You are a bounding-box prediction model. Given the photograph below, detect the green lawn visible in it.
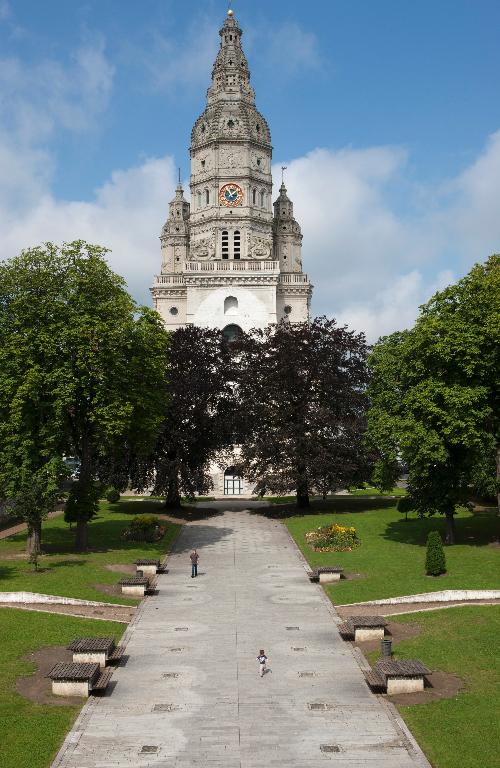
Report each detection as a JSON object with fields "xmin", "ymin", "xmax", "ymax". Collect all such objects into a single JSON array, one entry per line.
[
  {"xmin": 347, "ymin": 485, "xmax": 407, "ymax": 496},
  {"xmin": 369, "ymin": 606, "xmax": 500, "ymax": 768},
  {"xmin": 0, "ymin": 608, "xmax": 124, "ymax": 768},
  {"xmin": 285, "ymin": 506, "xmax": 499, "ymax": 604},
  {"xmin": 0, "ymin": 500, "xmax": 181, "ymax": 603}
]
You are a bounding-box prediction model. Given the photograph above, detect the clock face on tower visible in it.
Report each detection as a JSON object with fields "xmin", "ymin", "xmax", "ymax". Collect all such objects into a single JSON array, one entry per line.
[{"xmin": 219, "ymin": 183, "xmax": 244, "ymax": 207}]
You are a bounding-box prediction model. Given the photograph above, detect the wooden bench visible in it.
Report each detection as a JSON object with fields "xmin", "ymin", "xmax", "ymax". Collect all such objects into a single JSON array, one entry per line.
[
  {"xmin": 92, "ymin": 666, "xmax": 114, "ymax": 692},
  {"xmin": 133, "ymin": 558, "xmax": 160, "ymax": 577},
  {"xmin": 108, "ymin": 645, "xmax": 126, "ymax": 664},
  {"xmin": 48, "ymin": 662, "xmax": 114, "ymax": 697},
  {"xmin": 67, "ymin": 637, "xmax": 126, "ymax": 667},
  {"xmin": 338, "ymin": 615, "xmax": 388, "ymax": 641},
  {"xmin": 119, "ymin": 575, "xmax": 156, "ymax": 597},
  {"xmin": 364, "ymin": 659, "xmax": 431, "ymax": 694}
]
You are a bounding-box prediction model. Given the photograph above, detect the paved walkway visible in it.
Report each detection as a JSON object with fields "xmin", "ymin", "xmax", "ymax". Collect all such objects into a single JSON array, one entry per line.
[{"xmin": 53, "ymin": 507, "xmax": 429, "ymax": 768}]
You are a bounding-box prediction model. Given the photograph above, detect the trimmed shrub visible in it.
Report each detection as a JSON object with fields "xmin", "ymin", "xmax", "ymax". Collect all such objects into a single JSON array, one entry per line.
[
  {"xmin": 397, "ymin": 496, "xmax": 413, "ymax": 521},
  {"xmin": 122, "ymin": 514, "xmax": 165, "ymax": 542},
  {"xmin": 425, "ymin": 531, "xmax": 446, "ymax": 576},
  {"xmin": 306, "ymin": 523, "xmax": 360, "ymax": 552},
  {"xmin": 105, "ymin": 487, "xmax": 120, "ymax": 503}
]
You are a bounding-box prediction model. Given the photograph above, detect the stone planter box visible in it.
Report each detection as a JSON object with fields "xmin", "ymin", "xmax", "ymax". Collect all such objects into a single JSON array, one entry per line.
[
  {"xmin": 354, "ymin": 626, "xmax": 385, "ymax": 641},
  {"xmin": 121, "ymin": 583, "xmax": 146, "ymax": 597},
  {"xmin": 319, "ymin": 572, "xmax": 341, "ymax": 583},
  {"xmin": 386, "ymin": 675, "xmax": 425, "ymax": 695},
  {"xmin": 134, "ymin": 559, "xmax": 160, "ymax": 577}
]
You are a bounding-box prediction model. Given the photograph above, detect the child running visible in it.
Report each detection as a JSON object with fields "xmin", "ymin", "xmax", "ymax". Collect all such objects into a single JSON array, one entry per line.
[{"xmin": 256, "ymin": 649, "xmax": 268, "ymax": 677}]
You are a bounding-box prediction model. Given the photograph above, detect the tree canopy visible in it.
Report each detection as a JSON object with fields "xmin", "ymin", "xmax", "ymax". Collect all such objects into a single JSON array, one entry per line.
[
  {"xmin": 0, "ymin": 241, "xmax": 168, "ymax": 552},
  {"xmin": 367, "ymin": 254, "xmax": 500, "ymax": 542},
  {"xmin": 235, "ymin": 317, "xmax": 371, "ymax": 506},
  {"xmin": 133, "ymin": 325, "xmax": 238, "ymax": 507}
]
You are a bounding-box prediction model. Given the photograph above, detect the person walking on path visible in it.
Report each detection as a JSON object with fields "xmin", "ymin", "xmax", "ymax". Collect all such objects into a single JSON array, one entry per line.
[
  {"xmin": 190, "ymin": 549, "xmax": 199, "ymax": 578},
  {"xmin": 257, "ymin": 650, "xmax": 268, "ymax": 677}
]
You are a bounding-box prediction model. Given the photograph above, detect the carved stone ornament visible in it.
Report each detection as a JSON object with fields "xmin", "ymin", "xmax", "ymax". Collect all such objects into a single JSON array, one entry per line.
[
  {"xmin": 246, "ymin": 233, "xmax": 272, "ymax": 259},
  {"xmin": 219, "ymin": 148, "xmax": 243, "ymax": 168},
  {"xmin": 190, "ymin": 233, "xmax": 216, "ymax": 260}
]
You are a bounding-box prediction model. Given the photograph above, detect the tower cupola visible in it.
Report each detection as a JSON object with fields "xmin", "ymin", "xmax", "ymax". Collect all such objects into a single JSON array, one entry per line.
[
  {"xmin": 160, "ymin": 175, "xmax": 190, "ymax": 273},
  {"xmin": 273, "ymin": 181, "xmax": 303, "ymax": 271}
]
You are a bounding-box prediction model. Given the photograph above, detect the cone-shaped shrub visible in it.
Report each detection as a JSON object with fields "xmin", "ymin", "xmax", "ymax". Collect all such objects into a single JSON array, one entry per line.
[{"xmin": 425, "ymin": 531, "xmax": 446, "ymax": 576}]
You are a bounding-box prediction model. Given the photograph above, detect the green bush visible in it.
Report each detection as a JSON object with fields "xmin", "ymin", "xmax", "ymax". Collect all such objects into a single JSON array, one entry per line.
[
  {"xmin": 122, "ymin": 514, "xmax": 164, "ymax": 542},
  {"xmin": 425, "ymin": 531, "xmax": 446, "ymax": 576},
  {"xmin": 105, "ymin": 487, "xmax": 120, "ymax": 503},
  {"xmin": 397, "ymin": 496, "xmax": 413, "ymax": 521}
]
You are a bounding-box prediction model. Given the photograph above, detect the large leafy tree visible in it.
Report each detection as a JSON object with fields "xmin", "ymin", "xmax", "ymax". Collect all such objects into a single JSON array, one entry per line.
[
  {"xmin": 0, "ymin": 241, "xmax": 168, "ymax": 553},
  {"xmin": 133, "ymin": 325, "xmax": 238, "ymax": 508},
  {"xmin": 368, "ymin": 255, "xmax": 500, "ymax": 542},
  {"xmin": 235, "ymin": 317, "xmax": 371, "ymax": 507}
]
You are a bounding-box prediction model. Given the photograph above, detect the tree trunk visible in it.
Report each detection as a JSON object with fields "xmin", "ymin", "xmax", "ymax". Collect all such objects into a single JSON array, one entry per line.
[
  {"xmin": 164, "ymin": 475, "xmax": 181, "ymax": 509},
  {"xmin": 74, "ymin": 433, "xmax": 93, "ymax": 551},
  {"xmin": 444, "ymin": 509, "xmax": 456, "ymax": 545},
  {"xmin": 496, "ymin": 445, "xmax": 500, "ymax": 517},
  {"xmin": 75, "ymin": 518, "xmax": 88, "ymax": 551},
  {"xmin": 296, "ymin": 463, "xmax": 310, "ymax": 508},
  {"xmin": 27, "ymin": 519, "xmax": 42, "ymax": 555}
]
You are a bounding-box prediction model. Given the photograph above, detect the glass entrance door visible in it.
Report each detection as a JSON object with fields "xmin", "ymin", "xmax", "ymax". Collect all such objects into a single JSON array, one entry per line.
[{"xmin": 224, "ymin": 468, "xmax": 243, "ymax": 495}]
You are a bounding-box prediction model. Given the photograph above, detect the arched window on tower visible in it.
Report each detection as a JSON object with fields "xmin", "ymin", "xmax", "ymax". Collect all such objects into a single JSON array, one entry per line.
[
  {"xmin": 197, "ymin": 191, "xmax": 202, "ymax": 208},
  {"xmin": 260, "ymin": 190, "xmax": 265, "ymax": 208},
  {"xmin": 224, "ymin": 296, "xmax": 238, "ymax": 315},
  {"xmin": 205, "ymin": 188, "xmax": 210, "ymax": 205},
  {"xmin": 221, "ymin": 230, "xmax": 229, "ymax": 259},
  {"xmin": 252, "ymin": 188, "xmax": 257, "ymax": 205},
  {"xmin": 233, "ymin": 231, "xmax": 241, "ymax": 259}
]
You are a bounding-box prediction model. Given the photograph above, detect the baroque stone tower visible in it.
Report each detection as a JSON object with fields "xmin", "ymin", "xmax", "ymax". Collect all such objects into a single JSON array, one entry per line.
[{"xmin": 151, "ymin": 9, "xmax": 312, "ymax": 336}]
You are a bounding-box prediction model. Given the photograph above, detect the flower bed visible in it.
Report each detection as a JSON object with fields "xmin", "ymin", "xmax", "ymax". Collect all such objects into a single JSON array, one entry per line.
[{"xmin": 306, "ymin": 523, "xmax": 360, "ymax": 552}]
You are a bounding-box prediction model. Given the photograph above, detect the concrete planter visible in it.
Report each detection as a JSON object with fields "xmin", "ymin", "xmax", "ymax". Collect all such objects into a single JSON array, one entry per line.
[
  {"xmin": 52, "ymin": 679, "xmax": 90, "ymax": 697},
  {"xmin": 73, "ymin": 651, "xmax": 108, "ymax": 668},
  {"xmin": 319, "ymin": 572, "xmax": 341, "ymax": 584},
  {"xmin": 354, "ymin": 627, "xmax": 385, "ymax": 641},
  {"xmin": 386, "ymin": 676, "xmax": 424, "ymax": 695}
]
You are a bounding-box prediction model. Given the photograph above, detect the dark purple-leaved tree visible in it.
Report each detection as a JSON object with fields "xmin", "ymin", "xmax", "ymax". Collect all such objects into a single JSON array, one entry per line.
[
  {"xmin": 133, "ymin": 325, "xmax": 239, "ymax": 508},
  {"xmin": 235, "ymin": 317, "xmax": 371, "ymax": 507}
]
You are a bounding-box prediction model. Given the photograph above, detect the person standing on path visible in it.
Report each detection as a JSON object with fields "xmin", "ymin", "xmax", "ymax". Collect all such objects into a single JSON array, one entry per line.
[
  {"xmin": 257, "ymin": 650, "xmax": 268, "ymax": 677},
  {"xmin": 190, "ymin": 549, "xmax": 199, "ymax": 578}
]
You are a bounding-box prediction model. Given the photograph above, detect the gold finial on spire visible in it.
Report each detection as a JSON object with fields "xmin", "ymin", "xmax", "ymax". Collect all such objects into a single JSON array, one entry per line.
[{"xmin": 227, "ymin": 1, "xmax": 233, "ymax": 17}]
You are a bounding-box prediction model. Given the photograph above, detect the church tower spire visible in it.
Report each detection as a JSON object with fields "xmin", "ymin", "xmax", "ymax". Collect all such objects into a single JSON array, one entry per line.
[{"xmin": 152, "ymin": 9, "xmax": 312, "ymax": 332}]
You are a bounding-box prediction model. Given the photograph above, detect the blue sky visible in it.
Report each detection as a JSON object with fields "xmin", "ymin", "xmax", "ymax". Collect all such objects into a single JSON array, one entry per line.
[{"xmin": 1, "ymin": 0, "xmax": 499, "ymax": 338}]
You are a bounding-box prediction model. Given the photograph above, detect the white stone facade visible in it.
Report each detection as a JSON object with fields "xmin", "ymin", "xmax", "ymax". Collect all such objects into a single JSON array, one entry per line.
[{"xmin": 151, "ymin": 10, "xmax": 313, "ymax": 496}]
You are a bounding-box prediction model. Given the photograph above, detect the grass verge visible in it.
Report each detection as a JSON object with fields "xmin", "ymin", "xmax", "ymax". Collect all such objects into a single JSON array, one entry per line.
[
  {"xmin": 285, "ymin": 506, "xmax": 499, "ymax": 604},
  {"xmin": 369, "ymin": 606, "xmax": 500, "ymax": 768},
  {"xmin": 0, "ymin": 499, "xmax": 181, "ymax": 603},
  {"xmin": 0, "ymin": 608, "xmax": 124, "ymax": 768}
]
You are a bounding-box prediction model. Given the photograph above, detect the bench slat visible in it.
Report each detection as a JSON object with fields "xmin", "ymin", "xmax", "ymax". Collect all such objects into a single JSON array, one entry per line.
[{"xmin": 92, "ymin": 667, "xmax": 113, "ymax": 691}]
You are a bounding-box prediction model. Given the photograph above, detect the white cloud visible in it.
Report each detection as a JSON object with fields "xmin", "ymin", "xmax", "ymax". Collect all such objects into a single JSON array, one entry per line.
[
  {"xmin": 134, "ymin": 16, "xmax": 219, "ymax": 92},
  {"xmin": 0, "ymin": 0, "xmax": 10, "ymax": 21},
  {"xmin": 273, "ymin": 131, "xmax": 500, "ymax": 340},
  {"xmin": 0, "ymin": 37, "xmax": 114, "ymax": 143},
  {"xmin": 0, "ymin": 153, "xmax": 177, "ymax": 303},
  {"xmin": 265, "ymin": 21, "xmax": 320, "ymax": 74}
]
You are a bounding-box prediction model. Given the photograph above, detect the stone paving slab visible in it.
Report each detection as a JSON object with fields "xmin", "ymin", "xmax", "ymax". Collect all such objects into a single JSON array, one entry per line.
[{"xmin": 52, "ymin": 507, "xmax": 430, "ymax": 768}]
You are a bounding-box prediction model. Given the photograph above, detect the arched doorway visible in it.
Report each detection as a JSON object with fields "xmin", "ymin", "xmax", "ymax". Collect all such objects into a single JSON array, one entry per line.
[
  {"xmin": 222, "ymin": 323, "xmax": 242, "ymax": 344},
  {"xmin": 224, "ymin": 467, "xmax": 242, "ymax": 495}
]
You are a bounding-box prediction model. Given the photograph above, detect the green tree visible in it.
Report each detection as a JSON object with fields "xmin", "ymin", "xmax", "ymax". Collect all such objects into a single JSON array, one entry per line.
[
  {"xmin": 133, "ymin": 325, "xmax": 237, "ymax": 508},
  {"xmin": 0, "ymin": 242, "xmax": 168, "ymax": 553},
  {"xmin": 236, "ymin": 317, "xmax": 371, "ymax": 507},
  {"xmin": 368, "ymin": 255, "xmax": 500, "ymax": 542},
  {"xmin": 425, "ymin": 531, "xmax": 446, "ymax": 576}
]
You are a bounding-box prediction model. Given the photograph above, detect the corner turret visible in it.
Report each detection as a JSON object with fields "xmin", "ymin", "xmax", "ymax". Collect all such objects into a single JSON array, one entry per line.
[
  {"xmin": 160, "ymin": 175, "xmax": 190, "ymax": 273},
  {"xmin": 273, "ymin": 181, "xmax": 303, "ymax": 271}
]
